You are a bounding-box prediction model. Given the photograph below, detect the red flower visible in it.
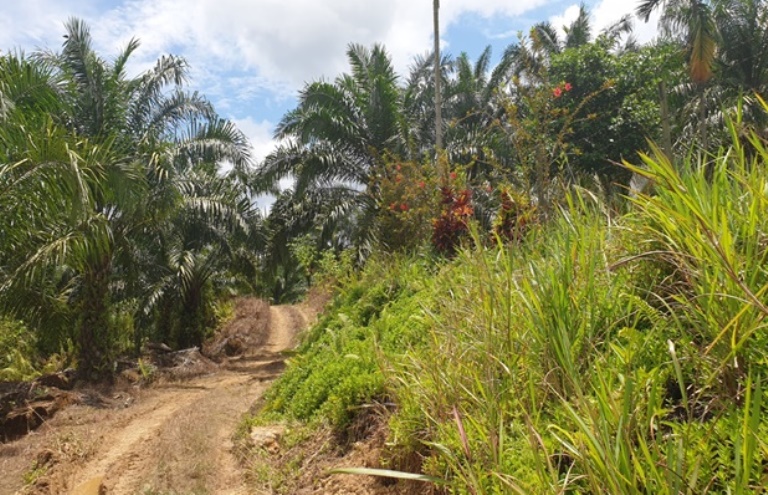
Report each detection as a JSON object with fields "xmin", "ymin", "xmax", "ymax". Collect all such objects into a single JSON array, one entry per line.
[
  {"xmin": 450, "ymin": 171, "xmax": 457, "ymax": 180},
  {"xmin": 395, "ymin": 174, "xmax": 403, "ymax": 182},
  {"xmin": 418, "ymin": 180, "xmax": 426, "ymax": 189},
  {"xmin": 553, "ymin": 87, "xmax": 563, "ymax": 98},
  {"xmin": 564, "ymin": 82, "xmax": 573, "ymax": 92},
  {"xmin": 400, "ymin": 203, "xmax": 409, "ymax": 211},
  {"xmin": 395, "ymin": 163, "xmax": 402, "ymax": 171}
]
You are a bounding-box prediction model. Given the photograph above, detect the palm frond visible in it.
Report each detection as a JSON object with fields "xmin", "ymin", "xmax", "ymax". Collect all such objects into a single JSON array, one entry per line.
[{"xmin": 637, "ymin": 0, "xmax": 666, "ymax": 22}]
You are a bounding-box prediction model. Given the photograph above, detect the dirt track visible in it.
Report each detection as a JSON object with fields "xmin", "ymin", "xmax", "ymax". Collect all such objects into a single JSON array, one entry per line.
[{"xmin": 0, "ymin": 302, "xmax": 310, "ymax": 495}]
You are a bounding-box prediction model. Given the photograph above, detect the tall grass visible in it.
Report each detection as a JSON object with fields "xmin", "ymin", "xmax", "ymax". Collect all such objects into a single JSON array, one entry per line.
[
  {"xmin": 388, "ymin": 125, "xmax": 768, "ymax": 493},
  {"xmin": 254, "ymin": 119, "xmax": 768, "ymax": 493}
]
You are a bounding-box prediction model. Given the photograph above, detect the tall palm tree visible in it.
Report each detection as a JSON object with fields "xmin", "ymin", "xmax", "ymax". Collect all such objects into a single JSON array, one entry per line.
[
  {"xmin": 711, "ymin": 0, "xmax": 768, "ymax": 132},
  {"xmin": 0, "ymin": 51, "xmax": 112, "ymax": 355},
  {"xmin": 531, "ymin": 4, "xmax": 593, "ymax": 58},
  {"xmin": 443, "ymin": 46, "xmax": 518, "ymax": 174},
  {"xmin": 637, "ymin": 0, "xmax": 719, "ymax": 151},
  {"xmin": 138, "ymin": 168, "xmax": 261, "ymax": 349},
  {"xmin": 2, "ymin": 19, "xmax": 255, "ymax": 377},
  {"xmin": 401, "ymin": 51, "xmax": 452, "ymax": 157},
  {"xmin": 434, "ymin": 0, "xmax": 443, "ymax": 155},
  {"xmin": 258, "ymin": 43, "xmax": 406, "ymax": 255},
  {"xmin": 638, "ymin": 0, "xmax": 718, "ymax": 83}
]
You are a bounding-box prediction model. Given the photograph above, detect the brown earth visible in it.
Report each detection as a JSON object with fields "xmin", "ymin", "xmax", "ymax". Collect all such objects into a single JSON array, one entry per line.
[
  {"xmin": 0, "ymin": 295, "xmax": 430, "ymax": 495},
  {"xmin": 0, "ymin": 300, "xmax": 305, "ymax": 495}
]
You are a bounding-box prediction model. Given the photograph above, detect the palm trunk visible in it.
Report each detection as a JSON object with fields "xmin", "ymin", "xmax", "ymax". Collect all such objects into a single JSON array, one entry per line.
[
  {"xmin": 77, "ymin": 257, "xmax": 112, "ymax": 380},
  {"xmin": 699, "ymin": 83, "xmax": 713, "ymax": 181},
  {"xmin": 658, "ymin": 80, "xmax": 673, "ymax": 162},
  {"xmin": 536, "ymin": 146, "xmax": 550, "ymax": 221},
  {"xmin": 179, "ymin": 284, "xmax": 205, "ymax": 349}
]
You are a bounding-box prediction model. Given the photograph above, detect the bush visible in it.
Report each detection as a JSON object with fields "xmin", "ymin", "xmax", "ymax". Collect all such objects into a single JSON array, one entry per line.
[
  {"xmin": 0, "ymin": 319, "xmax": 41, "ymax": 381},
  {"xmin": 377, "ymin": 158, "xmax": 440, "ymax": 252},
  {"xmin": 387, "ymin": 137, "xmax": 768, "ymax": 492},
  {"xmin": 260, "ymin": 255, "xmax": 435, "ymax": 433}
]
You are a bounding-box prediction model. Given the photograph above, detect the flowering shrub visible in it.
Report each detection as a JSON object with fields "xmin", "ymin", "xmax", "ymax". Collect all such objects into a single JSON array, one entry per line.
[
  {"xmin": 501, "ymin": 71, "xmax": 603, "ymax": 219},
  {"xmin": 552, "ymin": 81, "xmax": 573, "ymax": 98},
  {"xmin": 492, "ymin": 189, "xmax": 537, "ymax": 243},
  {"xmin": 432, "ymin": 174, "xmax": 474, "ymax": 256},
  {"xmin": 377, "ymin": 159, "xmax": 438, "ymax": 252}
]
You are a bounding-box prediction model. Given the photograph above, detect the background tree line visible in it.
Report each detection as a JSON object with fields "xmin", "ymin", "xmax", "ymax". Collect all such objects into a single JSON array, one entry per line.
[
  {"xmin": 256, "ymin": 0, "xmax": 768, "ymax": 289},
  {"xmin": 3, "ymin": 0, "xmax": 768, "ymax": 379}
]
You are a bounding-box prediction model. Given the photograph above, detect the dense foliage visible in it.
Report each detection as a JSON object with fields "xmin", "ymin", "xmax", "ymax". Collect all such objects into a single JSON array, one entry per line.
[
  {"xmin": 0, "ymin": 20, "xmax": 259, "ymax": 378},
  {"xmin": 250, "ymin": 2, "xmax": 768, "ymax": 492},
  {"xmin": 259, "ymin": 127, "xmax": 768, "ymax": 492}
]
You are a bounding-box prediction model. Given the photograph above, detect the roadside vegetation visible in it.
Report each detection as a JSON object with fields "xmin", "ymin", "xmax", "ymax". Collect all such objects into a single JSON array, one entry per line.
[
  {"xmin": 253, "ymin": 130, "xmax": 768, "ymax": 492},
  {"xmin": 243, "ymin": 1, "xmax": 768, "ymax": 493}
]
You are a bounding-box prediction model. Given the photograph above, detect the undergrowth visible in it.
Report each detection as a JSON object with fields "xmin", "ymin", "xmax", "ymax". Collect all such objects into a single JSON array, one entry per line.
[
  {"xmin": 252, "ymin": 124, "xmax": 768, "ymax": 493},
  {"xmin": 255, "ymin": 255, "xmax": 436, "ymax": 435},
  {"xmin": 0, "ymin": 318, "xmax": 60, "ymax": 381}
]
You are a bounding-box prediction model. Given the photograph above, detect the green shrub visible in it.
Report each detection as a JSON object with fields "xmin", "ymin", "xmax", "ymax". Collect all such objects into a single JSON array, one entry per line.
[
  {"xmin": 0, "ymin": 319, "xmax": 41, "ymax": 381},
  {"xmin": 387, "ymin": 143, "xmax": 768, "ymax": 493},
  {"xmin": 258, "ymin": 125, "xmax": 768, "ymax": 494},
  {"xmin": 260, "ymin": 255, "xmax": 435, "ymax": 433}
]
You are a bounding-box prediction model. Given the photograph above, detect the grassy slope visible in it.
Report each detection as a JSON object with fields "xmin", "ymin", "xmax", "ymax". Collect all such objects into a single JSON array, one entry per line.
[{"xmin": 254, "ymin": 140, "xmax": 768, "ymax": 493}]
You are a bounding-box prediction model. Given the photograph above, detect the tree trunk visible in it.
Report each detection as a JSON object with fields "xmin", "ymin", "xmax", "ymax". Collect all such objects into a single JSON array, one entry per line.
[
  {"xmin": 433, "ymin": 0, "xmax": 443, "ymax": 171},
  {"xmin": 179, "ymin": 284, "xmax": 205, "ymax": 349},
  {"xmin": 658, "ymin": 80, "xmax": 673, "ymax": 162},
  {"xmin": 77, "ymin": 258, "xmax": 112, "ymax": 380},
  {"xmin": 699, "ymin": 83, "xmax": 713, "ymax": 181}
]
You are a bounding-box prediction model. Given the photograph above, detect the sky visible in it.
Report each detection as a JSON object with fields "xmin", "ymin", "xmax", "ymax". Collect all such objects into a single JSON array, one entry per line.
[{"xmin": 0, "ymin": 0, "xmax": 659, "ymax": 168}]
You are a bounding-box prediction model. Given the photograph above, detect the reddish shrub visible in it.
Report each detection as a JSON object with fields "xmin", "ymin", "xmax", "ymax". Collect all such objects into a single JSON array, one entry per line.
[{"xmin": 432, "ymin": 186, "xmax": 474, "ymax": 256}]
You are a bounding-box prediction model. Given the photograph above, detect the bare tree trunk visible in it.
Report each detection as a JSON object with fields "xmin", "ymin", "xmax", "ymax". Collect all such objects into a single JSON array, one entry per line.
[
  {"xmin": 699, "ymin": 83, "xmax": 714, "ymax": 181},
  {"xmin": 658, "ymin": 80, "xmax": 673, "ymax": 162},
  {"xmin": 433, "ymin": 0, "xmax": 443, "ymax": 161}
]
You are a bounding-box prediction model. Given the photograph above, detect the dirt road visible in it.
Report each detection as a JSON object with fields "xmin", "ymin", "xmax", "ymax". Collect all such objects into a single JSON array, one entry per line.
[{"xmin": 0, "ymin": 302, "xmax": 310, "ymax": 495}]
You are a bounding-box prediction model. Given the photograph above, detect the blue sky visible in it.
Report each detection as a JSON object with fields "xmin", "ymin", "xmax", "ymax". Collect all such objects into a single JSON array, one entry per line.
[{"xmin": 1, "ymin": 0, "xmax": 658, "ymax": 164}]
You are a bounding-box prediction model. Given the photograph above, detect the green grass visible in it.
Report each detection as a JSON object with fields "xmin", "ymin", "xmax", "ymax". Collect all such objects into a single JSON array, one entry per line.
[
  {"xmin": 386, "ymin": 137, "xmax": 768, "ymax": 493},
  {"xmin": 1, "ymin": 318, "xmax": 45, "ymax": 381},
  {"xmin": 255, "ymin": 255, "xmax": 436, "ymax": 434},
  {"xmin": 253, "ymin": 123, "xmax": 768, "ymax": 493}
]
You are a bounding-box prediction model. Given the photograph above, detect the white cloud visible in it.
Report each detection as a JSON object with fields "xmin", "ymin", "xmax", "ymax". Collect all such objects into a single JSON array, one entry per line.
[
  {"xmin": 0, "ymin": 0, "xmax": 101, "ymax": 52},
  {"xmin": 590, "ymin": 0, "xmax": 660, "ymax": 44},
  {"xmin": 232, "ymin": 117, "xmax": 277, "ymax": 165},
  {"xmin": 549, "ymin": 3, "xmax": 583, "ymax": 37},
  {"xmin": 3, "ymin": 0, "xmax": 555, "ymax": 88},
  {"xmin": 2, "ymin": 1, "xmax": 663, "ymax": 93},
  {"xmin": 546, "ymin": 1, "xmax": 660, "ymax": 45}
]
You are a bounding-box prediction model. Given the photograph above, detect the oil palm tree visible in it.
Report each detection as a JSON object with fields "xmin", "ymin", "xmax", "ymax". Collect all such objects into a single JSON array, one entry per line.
[
  {"xmin": 711, "ymin": 0, "xmax": 768, "ymax": 133},
  {"xmin": 0, "ymin": 51, "xmax": 113, "ymax": 356},
  {"xmin": 637, "ymin": 0, "xmax": 719, "ymax": 151},
  {"xmin": 531, "ymin": 4, "xmax": 593, "ymax": 58},
  {"xmin": 258, "ymin": 43, "xmax": 406, "ymax": 255},
  {"xmin": 2, "ymin": 19, "xmax": 255, "ymax": 377},
  {"xmin": 401, "ymin": 51, "xmax": 452, "ymax": 157},
  {"xmin": 138, "ymin": 168, "xmax": 262, "ymax": 349},
  {"xmin": 518, "ymin": 4, "xmax": 635, "ymax": 79},
  {"xmin": 638, "ymin": 0, "xmax": 718, "ymax": 83}
]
